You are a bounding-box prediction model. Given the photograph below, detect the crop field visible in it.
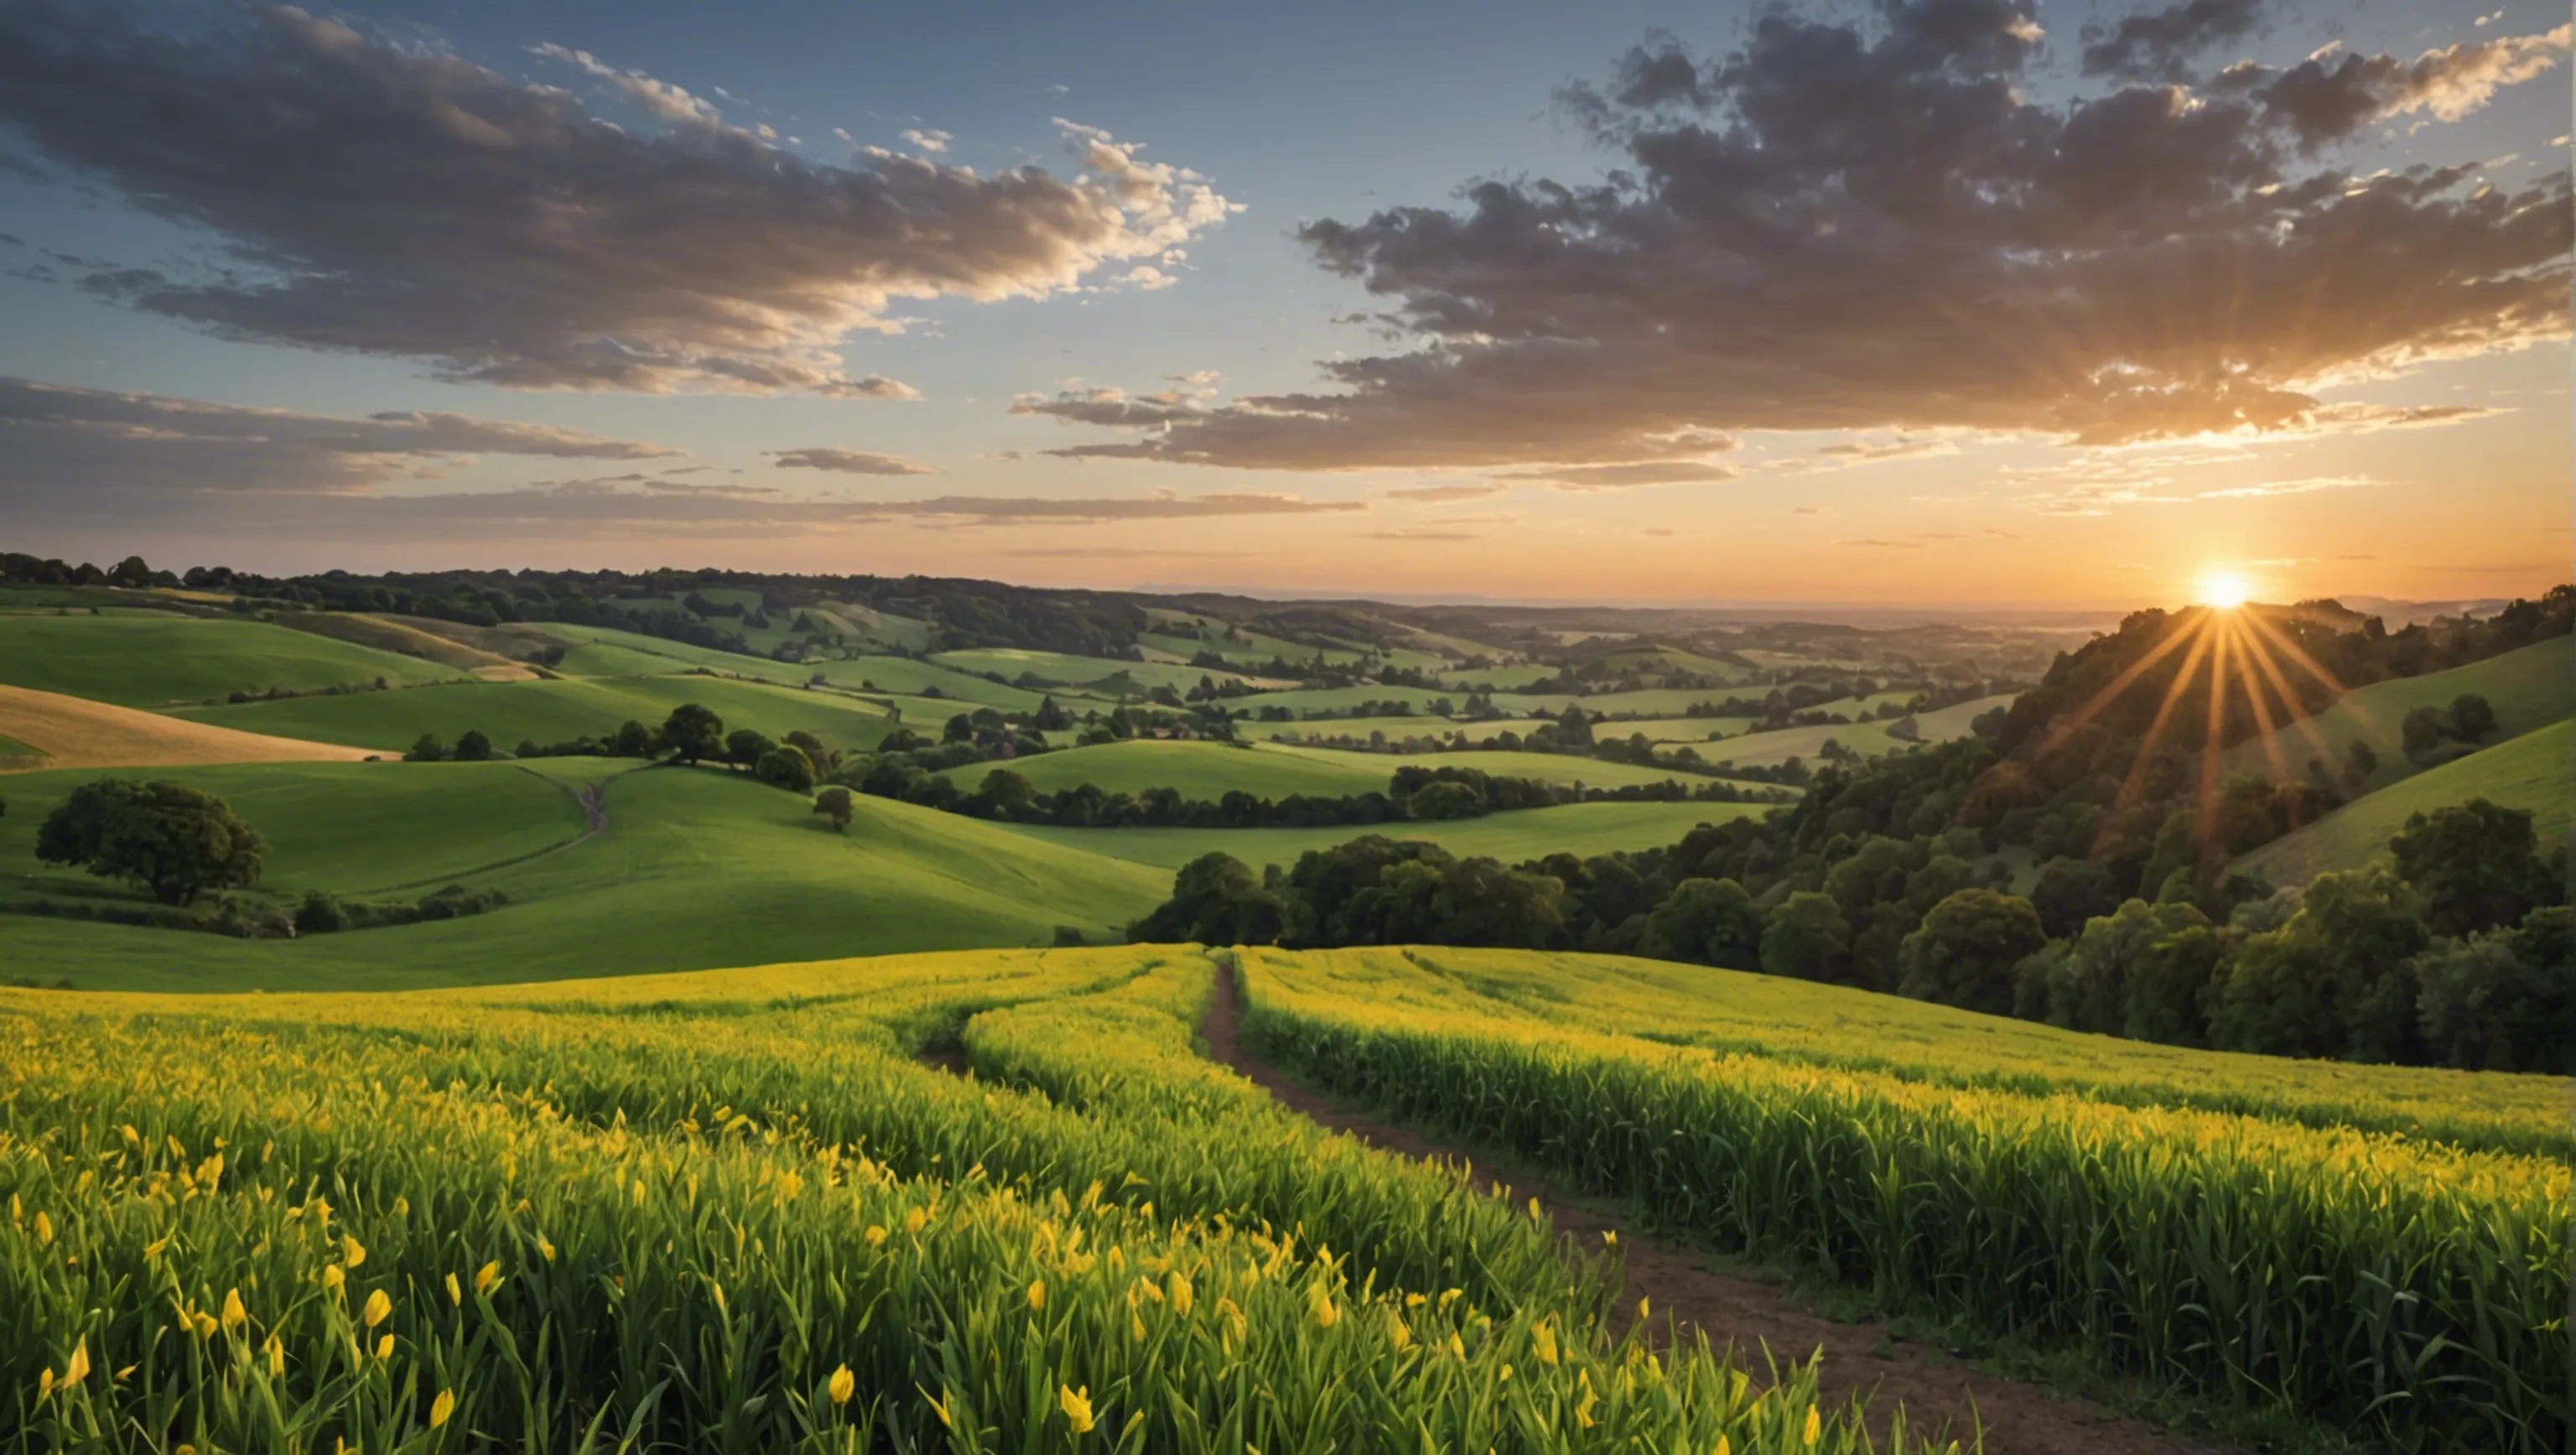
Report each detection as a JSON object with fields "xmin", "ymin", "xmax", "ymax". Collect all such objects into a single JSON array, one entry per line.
[
  {"xmin": 2221, "ymin": 634, "xmax": 2574, "ymax": 791},
  {"xmin": 1433, "ymin": 662, "xmax": 1561, "ymax": 689},
  {"xmin": 2235, "ymin": 719, "xmax": 2573, "ymax": 886},
  {"xmin": 1235, "ymin": 947, "xmax": 2571, "ymax": 1452},
  {"xmin": 998, "ymin": 799, "xmax": 1768, "ymax": 871},
  {"xmin": 0, "ymin": 616, "xmax": 466, "ymax": 708},
  {"xmin": 0, "ymin": 948, "xmax": 1909, "ymax": 1455},
  {"xmin": 1672, "ymin": 720, "xmax": 1904, "ymax": 766},
  {"xmin": 1907, "ymin": 692, "xmax": 2019, "ymax": 740},
  {"xmin": 0, "ymin": 686, "xmax": 378, "ymax": 772},
  {"xmin": 7, "ymin": 766, "xmax": 1168, "ymax": 991},
  {"xmin": 169, "ymin": 675, "xmax": 901, "ymax": 756}
]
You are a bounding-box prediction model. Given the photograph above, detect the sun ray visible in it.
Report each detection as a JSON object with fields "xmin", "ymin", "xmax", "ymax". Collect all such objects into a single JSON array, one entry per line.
[
  {"xmin": 2029, "ymin": 610, "xmax": 2206, "ymax": 760},
  {"xmin": 2107, "ymin": 613, "xmax": 2220, "ymax": 816},
  {"xmin": 2230, "ymin": 614, "xmax": 2311, "ymax": 788},
  {"xmin": 2197, "ymin": 616, "xmax": 2236, "ymax": 847}
]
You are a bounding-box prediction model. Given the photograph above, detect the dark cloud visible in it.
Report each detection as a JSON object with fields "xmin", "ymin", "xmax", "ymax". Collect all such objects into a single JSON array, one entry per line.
[
  {"xmin": 767, "ymin": 448, "xmax": 935, "ymax": 476},
  {"xmin": 2229, "ymin": 27, "xmax": 2572, "ymax": 148},
  {"xmin": 0, "ymin": 377, "xmax": 1358, "ymax": 541},
  {"xmin": 0, "ymin": 2, "xmax": 1233, "ymax": 395},
  {"xmin": 1027, "ymin": 0, "xmax": 2568, "ymax": 469},
  {"xmin": 2080, "ymin": 0, "xmax": 2265, "ymax": 83},
  {"xmin": 1012, "ymin": 386, "xmax": 1213, "ymax": 428}
]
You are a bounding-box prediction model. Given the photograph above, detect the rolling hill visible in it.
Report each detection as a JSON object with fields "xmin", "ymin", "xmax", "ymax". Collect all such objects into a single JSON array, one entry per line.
[
  {"xmin": 0, "ymin": 613, "xmax": 468, "ymax": 707},
  {"xmin": 2234, "ymin": 719, "xmax": 2572, "ymax": 886},
  {"xmin": 166, "ymin": 673, "xmax": 902, "ymax": 755},
  {"xmin": 2220, "ymin": 634, "xmax": 2573, "ymax": 792},
  {"xmin": 3, "ymin": 762, "xmax": 1169, "ymax": 991},
  {"xmin": 995, "ymin": 798, "xmax": 1770, "ymax": 871},
  {"xmin": 0, "ymin": 683, "xmax": 378, "ymax": 771}
]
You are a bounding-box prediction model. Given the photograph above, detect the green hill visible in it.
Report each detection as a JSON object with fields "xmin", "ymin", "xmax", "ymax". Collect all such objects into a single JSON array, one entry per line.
[
  {"xmin": 997, "ymin": 798, "xmax": 1771, "ymax": 872},
  {"xmin": 0, "ymin": 614, "xmax": 467, "ymax": 707},
  {"xmin": 1257, "ymin": 745, "xmax": 1725, "ymax": 790},
  {"xmin": 4, "ymin": 761, "xmax": 1167, "ymax": 991},
  {"xmin": 942, "ymin": 740, "xmax": 1389, "ymax": 798},
  {"xmin": 2234, "ymin": 719, "xmax": 2573, "ymax": 886},
  {"xmin": 2220, "ymin": 635, "xmax": 2573, "ymax": 792},
  {"xmin": 930, "ymin": 647, "xmax": 1277, "ymax": 695},
  {"xmin": 167, "ymin": 674, "xmax": 901, "ymax": 755}
]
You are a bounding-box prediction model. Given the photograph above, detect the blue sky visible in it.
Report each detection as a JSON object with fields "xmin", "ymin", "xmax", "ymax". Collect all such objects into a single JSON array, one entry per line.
[{"xmin": 0, "ymin": 0, "xmax": 2567, "ymax": 605}]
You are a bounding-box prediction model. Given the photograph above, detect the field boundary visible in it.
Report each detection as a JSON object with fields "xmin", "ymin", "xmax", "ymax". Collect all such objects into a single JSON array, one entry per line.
[{"xmin": 1196, "ymin": 959, "xmax": 2225, "ymax": 1455}]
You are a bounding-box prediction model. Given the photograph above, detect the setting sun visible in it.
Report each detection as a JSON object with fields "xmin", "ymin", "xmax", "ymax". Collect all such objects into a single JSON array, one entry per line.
[{"xmin": 2197, "ymin": 570, "xmax": 2251, "ymax": 609}]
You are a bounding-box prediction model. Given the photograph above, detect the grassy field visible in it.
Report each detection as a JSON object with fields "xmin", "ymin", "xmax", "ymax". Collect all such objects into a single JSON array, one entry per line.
[
  {"xmin": 1676, "ymin": 719, "xmax": 1905, "ymax": 766},
  {"xmin": 1137, "ymin": 624, "xmax": 1368, "ymax": 668},
  {"xmin": 168, "ymin": 674, "xmax": 901, "ymax": 755},
  {"xmin": 2, "ymin": 760, "xmax": 589, "ymax": 897},
  {"xmin": 0, "ymin": 615, "xmax": 466, "ymax": 708},
  {"xmin": 1909, "ymin": 692, "xmax": 2019, "ymax": 740},
  {"xmin": 0, "ymin": 949, "xmax": 1889, "ymax": 1454},
  {"xmin": 940, "ymin": 740, "xmax": 1392, "ymax": 798},
  {"xmin": 1228, "ymin": 683, "xmax": 1468, "ymax": 717},
  {"xmin": 1240, "ymin": 947, "xmax": 2568, "ymax": 1452},
  {"xmin": 1257, "ymin": 744, "xmax": 1728, "ymax": 790},
  {"xmin": 930, "ymin": 647, "xmax": 1276, "ymax": 695},
  {"xmin": 0, "ymin": 685, "xmax": 379, "ymax": 771},
  {"xmin": 272, "ymin": 612, "xmax": 522, "ymax": 672},
  {"xmin": 2234, "ymin": 719, "xmax": 2573, "ymax": 886},
  {"xmin": 2222, "ymin": 635, "xmax": 2574, "ymax": 791},
  {"xmin": 997, "ymin": 799, "xmax": 1768, "ymax": 871},
  {"xmin": 4, "ymin": 764, "xmax": 1167, "ymax": 990}
]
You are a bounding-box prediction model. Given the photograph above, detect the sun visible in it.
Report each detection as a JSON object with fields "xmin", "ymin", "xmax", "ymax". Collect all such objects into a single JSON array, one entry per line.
[{"xmin": 2196, "ymin": 569, "xmax": 2251, "ymax": 609}]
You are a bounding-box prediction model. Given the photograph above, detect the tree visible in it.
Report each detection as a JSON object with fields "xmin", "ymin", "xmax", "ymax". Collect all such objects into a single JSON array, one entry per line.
[
  {"xmin": 2389, "ymin": 798, "xmax": 2550, "ymax": 938},
  {"xmin": 782, "ymin": 730, "xmax": 839, "ymax": 776},
  {"xmin": 2414, "ymin": 907, "xmax": 2571, "ymax": 1073},
  {"xmin": 1555, "ymin": 704, "xmax": 1596, "ymax": 748},
  {"xmin": 2340, "ymin": 738, "xmax": 2378, "ymax": 793},
  {"xmin": 812, "ymin": 786, "xmax": 855, "ymax": 833},
  {"xmin": 2447, "ymin": 692, "xmax": 2497, "ymax": 743},
  {"xmin": 662, "ymin": 704, "xmax": 724, "ymax": 764},
  {"xmin": 2029, "ymin": 856, "xmax": 2120, "ymax": 939},
  {"xmin": 726, "ymin": 728, "xmax": 777, "ymax": 772},
  {"xmin": 2399, "ymin": 705, "xmax": 2448, "ymax": 757},
  {"xmin": 755, "ymin": 745, "xmax": 815, "ymax": 792},
  {"xmin": 36, "ymin": 778, "xmax": 267, "ymax": 905},
  {"xmin": 1130, "ymin": 852, "xmax": 1285, "ymax": 945},
  {"xmin": 1896, "ymin": 889, "xmax": 2046, "ymax": 1017},
  {"xmin": 1645, "ymin": 877, "xmax": 1764, "ymax": 968},
  {"xmin": 609, "ymin": 720, "xmax": 655, "ymax": 758},
  {"xmin": 404, "ymin": 733, "xmax": 446, "ymax": 762},
  {"xmin": 453, "ymin": 729, "xmax": 495, "ymax": 761},
  {"xmin": 2041, "ymin": 898, "xmax": 2220, "ymax": 1043},
  {"xmin": 1405, "ymin": 780, "xmax": 1488, "ymax": 820},
  {"xmin": 974, "ymin": 767, "xmax": 1037, "ymax": 817},
  {"xmin": 1760, "ymin": 892, "xmax": 1852, "ymax": 982},
  {"xmin": 2208, "ymin": 868, "xmax": 2429, "ymax": 1062}
]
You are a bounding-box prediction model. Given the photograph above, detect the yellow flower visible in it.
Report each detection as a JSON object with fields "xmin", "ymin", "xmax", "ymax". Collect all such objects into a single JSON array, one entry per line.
[
  {"xmin": 474, "ymin": 1261, "xmax": 501, "ymax": 1295},
  {"xmin": 429, "ymin": 1390, "xmax": 455, "ymax": 1428},
  {"xmin": 1389, "ymin": 1317, "xmax": 1413, "ymax": 1351},
  {"xmin": 1311, "ymin": 1288, "xmax": 1339, "ymax": 1328},
  {"xmin": 33, "ymin": 1211, "xmax": 51, "ymax": 1245},
  {"xmin": 363, "ymin": 1289, "xmax": 392, "ymax": 1328},
  {"xmin": 1637, "ymin": 1296, "xmax": 1651, "ymax": 1323},
  {"xmin": 375, "ymin": 1333, "xmax": 394, "ymax": 1360},
  {"xmin": 37, "ymin": 1369, "xmax": 54, "ymax": 1401},
  {"xmin": 1027, "ymin": 1278, "xmax": 1046, "ymax": 1312},
  {"xmin": 194, "ymin": 1312, "xmax": 220, "ymax": 1339},
  {"xmin": 863, "ymin": 1225, "xmax": 887, "ymax": 1247},
  {"xmin": 1531, "ymin": 1321, "xmax": 1559, "ymax": 1366},
  {"xmin": 322, "ymin": 1265, "xmax": 346, "ymax": 1292},
  {"xmin": 1575, "ymin": 1378, "xmax": 1597, "ymax": 1429},
  {"xmin": 1130, "ymin": 1312, "xmax": 1147, "ymax": 1342},
  {"xmin": 828, "ymin": 1364, "xmax": 855, "ymax": 1406},
  {"xmin": 63, "ymin": 1341, "xmax": 89, "ymax": 1385},
  {"xmin": 1167, "ymin": 1272, "xmax": 1194, "ymax": 1316},
  {"xmin": 266, "ymin": 1336, "xmax": 285, "ymax": 1378},
  {"xmin": 1059, "ymin": 1385, "xmax": 1096, "ymax": 1434},
  {"xmin": 445, "ymin": 1272, "xmax": 462, "ymax": 1307},
  {"xmin": 536, "ymin": 1236, "xmax": 556, "ymax": 1263},
  {"xmin": 221, "ymin": 1288, "xmax": 247, "ymax": 1332},
  {"xmin": 1602, "ymin": 1230, "xmax": 1618, "ymax": 1247},
  {"xmin": 343, "ymin": 1235, "xmax": 366, "ymax": 1270},
  {"xmin": 903, "ymin": 1207, "xmax": 927, "ymax": 1234},
  {"xmin": 1715, "ymin": 1438, "xmax": 1731, "ymax": 1455},
  {"xmin": 1804, "ymin": 1404, "xmax": 1821, "ymax": 1448}
]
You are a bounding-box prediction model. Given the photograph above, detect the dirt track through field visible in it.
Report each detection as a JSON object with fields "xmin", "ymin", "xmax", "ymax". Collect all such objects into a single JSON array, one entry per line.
[{"xmin": 1199, "ymin": 961, "xmax": 2226, "ymax": 1455}]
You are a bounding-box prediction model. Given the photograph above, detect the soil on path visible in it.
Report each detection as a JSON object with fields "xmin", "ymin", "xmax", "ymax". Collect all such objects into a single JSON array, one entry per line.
[
  {"xmin": 576, "ymin": 782, "xmax": 607, "ymax": 836},
  {"xmin": 1199, "ymin": 961, "xmax": 2227, "ymax": 1455}
]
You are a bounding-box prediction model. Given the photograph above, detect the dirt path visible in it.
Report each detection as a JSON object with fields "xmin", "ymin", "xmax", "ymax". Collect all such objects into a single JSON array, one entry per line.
[
  {"xmin": 576, "ymin": 782, "xmax": 607, "ymax": 836},
  {"xmin": 1201, "ymin": 962, "xmax": 2225, "ymax": 1455}
]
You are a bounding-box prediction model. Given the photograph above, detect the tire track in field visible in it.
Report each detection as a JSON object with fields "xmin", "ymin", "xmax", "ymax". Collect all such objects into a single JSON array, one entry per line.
[{"xmin": 1200, "ymin": 959, "xmax": 2228, "ymax": 1455}]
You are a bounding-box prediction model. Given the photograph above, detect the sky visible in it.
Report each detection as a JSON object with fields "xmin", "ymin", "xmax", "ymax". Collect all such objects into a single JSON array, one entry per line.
[{"xmin": 0, "ymin": 0, "xmax": 2568, "ymax": 609}]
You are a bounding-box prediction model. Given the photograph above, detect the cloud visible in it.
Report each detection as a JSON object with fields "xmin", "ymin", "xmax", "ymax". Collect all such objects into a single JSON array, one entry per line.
[
  {"xmin": 1013, "ymin": 386, "xmax": 1213, "ymax": 428},
  {"xmin": 1491, "ymin": 460, "xmax": 1741, "ymax": 491},
  {"xmin": 2192, "ymin": 475, "xmax": 2381, "ymax": 498},
  {"xmin": 767, "ymin": 447, "xmax": 935, "ymax": 476},
  {"xmin": 0, "ymin": 3, "xmax": 1235, "ymax": 396},
  {"xmin": 0, "ymin": 377, "xmax": 1368, "ymax": 540},
  {"xmin": 1021, "ymin": 1, "xmax": 2568, "ymax": 469},
  {"xmin": 2080, "ymin": 0, "xmax": 2266, "ymax": 83},
  {"xmin": 1385, "ymin": 481, "xmax": 1509, "ymax": 502},
  {"xmin": 1363, "ymin": 527, "xmax": 1482, "ymax": 541},
  {"xmin": 530, "ymin": 43, "xmax": 724, "ymax": 127},
  {"xmin": 901, "ymin": 128, "xmax": 953, "ymax": 153}
]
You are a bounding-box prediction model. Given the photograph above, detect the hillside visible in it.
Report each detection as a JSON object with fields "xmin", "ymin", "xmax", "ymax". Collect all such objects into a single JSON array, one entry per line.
[
  {"xmin": 0, "ymin": 613, "xmax": 468, "ymax": 706},
  {"xmin": 1000, "ymin": 798, "xmax": 1768, "ymax": 871},
  {"xmin": 169, "ymin": 673, "xmax": 902, "ymax": 755},
  {"xmin": 0, "ymin": 683, "xmax": 377, "ymax": 770},
  {"xmin": 6, "ymin": 763, "xmax": 1167, "ymax": 990},
  {"xmin": 2220, "ymin": 634, "xmax": 2573, "ymax": 791},
  {"xmin": 2234, "ymin": 719, "xmax": 2573, "ymax": 886}
]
